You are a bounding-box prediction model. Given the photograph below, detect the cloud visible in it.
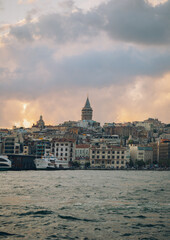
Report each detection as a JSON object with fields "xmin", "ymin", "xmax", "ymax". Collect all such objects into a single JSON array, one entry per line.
[
  {"xmin": 0, "ymin": 0, "xmax": 170, "ymax": 127},
  {"xmin": 100, "ymin": 0, "xmax": 170, "ymax": 45},
  {"xmin": 18, "ymin": 0, "xmax": 38, "ymax": 4},
  {"xmin": 1, "ymin": 41, "xmax": 170, "ymax": 102},
  {"xmin": 8, "ymin": 0, "xmax": 170, "ymax": 46},
  {"xmin": 0, "ymin": 73, "xmax": 169, "ymax": 128}
]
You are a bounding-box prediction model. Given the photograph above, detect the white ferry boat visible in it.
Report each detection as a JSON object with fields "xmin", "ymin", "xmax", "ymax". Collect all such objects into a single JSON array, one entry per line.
[
  {"xmin": 34, "ymin": 155, "xmax": 69, "ymax": 170},
  {"xmin": 0, "ymin": 155, "xmax": 12, "ymax": 170}
]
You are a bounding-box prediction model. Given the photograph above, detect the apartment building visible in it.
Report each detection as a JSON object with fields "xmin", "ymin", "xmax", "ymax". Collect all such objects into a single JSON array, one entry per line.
[
  {"xmin": 158, "ymin": 140, "xmax": 170, "ymax": 167},
  {"xmin": 75, "ymin": 144, "xmax": 90, "ymax": 167},
  {"xmin": 2, "ymin": 136, "xmax": 20, "ymax": 154},
  {"xmin": 130, "ymin": 145, "xmax": 153, "ymax": 163},
  {"xmin": 90, "ymin": 142, "xmax": 130, "ymax": 169},
  {"xmin": 51, "ymin": 138, "xmax": 76, "ymax": 162}
]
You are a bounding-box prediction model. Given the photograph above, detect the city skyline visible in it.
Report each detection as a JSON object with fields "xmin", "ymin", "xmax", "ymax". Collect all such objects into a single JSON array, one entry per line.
[{"xmin": 0, "ymin": 0, "xmax": 170, "ymax": 128}]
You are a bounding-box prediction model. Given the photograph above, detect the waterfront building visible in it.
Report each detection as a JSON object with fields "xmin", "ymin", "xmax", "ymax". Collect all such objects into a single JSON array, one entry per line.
[
  {"xmin": 129, "ymin": 145, "xmax": 153, "ymax": 164},
  {"xmin": 51, "ymin": 138, "xmax": 76, "ymax": 162},
  {"xmin": 90, "ymin": 142, "xmax": 130, "ymax": 169},
  {"xmin": 35, "ymin": 139, "xmax": 51, "ymax": 157},
  {"xmin": 81, "ymin": 97, "xmax": 93, "ymax": 120},
  {"xmin": 75, "ymin": 144, "xmax": 90, "ymax": 168},
  {"xmin": 2, "ymin": 136, "xmax": 20, "ymax": 154},
  {"xmin": 148, "ymin": 140, "xmax": 170, "ymax": 167},
  {"xmin": 0, "ymin": 141, "xmax": 2, "ymax": 154},
  {"xmin": 23, "ymin": 146, "xmax": 29, "ymax": 155},
  {"xmin": 158, "ymin": 140, "xmax": 170, "ymax": 167}
]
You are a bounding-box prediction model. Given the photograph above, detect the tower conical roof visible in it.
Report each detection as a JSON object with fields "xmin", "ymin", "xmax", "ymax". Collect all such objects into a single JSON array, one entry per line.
[{"xmin": 84, "ymin": 97, "xmax": 91, "ymax": 108}]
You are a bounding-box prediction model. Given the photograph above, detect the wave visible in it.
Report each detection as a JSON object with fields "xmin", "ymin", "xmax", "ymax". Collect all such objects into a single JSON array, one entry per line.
[
  {"xmin": 0, "ymin": 231, "xmax": 15, "ymax": 236},
  {"xmin": 58, "ymin": 214, "xmax": 97, "ymax": 222},
  {"xmin": 18, "ymin": 210, "xmax": 53, "ymax": 216}
]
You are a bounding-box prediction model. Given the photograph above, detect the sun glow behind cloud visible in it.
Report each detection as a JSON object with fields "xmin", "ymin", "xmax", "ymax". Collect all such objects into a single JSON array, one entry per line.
[{"xmin": 146, "ymin": 0, "xmax": 168, "ymax": 6}]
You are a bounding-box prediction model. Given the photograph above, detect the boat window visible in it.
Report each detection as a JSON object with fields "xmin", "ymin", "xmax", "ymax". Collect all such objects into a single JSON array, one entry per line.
[
  {"xmin": 0, "ymin": 163, "xmax": 9, "ymax": 166},
  {"xmin": 0, "ymin": 158, "xmax": 8, "ymax": 162}
]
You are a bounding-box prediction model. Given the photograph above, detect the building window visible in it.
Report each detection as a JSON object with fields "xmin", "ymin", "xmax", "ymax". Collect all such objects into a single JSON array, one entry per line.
[
  {"xmin": 97, "ymin": 151, "xmax": 99, "ymax": 154},
  {"xmin": 108, "ymin": 155, "xmax": 110, "ymax": 159},
  {"xmin": 61, "ymin": 144, "xmax": 63, "ymax": 146},
  {"xmin": 108, "ymin": 151, "xmax": 110, "ymax": 154},
  {"xmin": 61, "ymin": 148, "xmax": 63, "ymax": 151},
  {"xmin": 117, "ymin": 151, "xmax": 120, "ymax": 154},
  {"xmin": 65, "ymin": 148, "xmax": 68, "ymax": 151},
  {"xmin": 65, "ymin": 153, "xmax": 67, "ymax": 156},
  {"xmin": 102, "ymin": 161, "xmax": 104, "ymax": 164},
  {"xmin": 117, "ymin": 156, "xmax": 119, "ymax": 159},
  {"xmin": 56, "ymin": 143, "xmax": 59, "ymax": 146},
  {"xmin": 122, "ymin": 156, "xmax": 124, "ymax": 159},
  {"xmin": 92, "ymin": 161, "xmax": 94, "ymax": 164},
  {"xmin": 102, "ymin": 155, "xmax": 105, "ymax": 159},
  {"xmin": 102, "ymin": 151, "xmax": 105, "ymax": 154},
  {"xmin": 107, "ymin": 160, "xmax": 110, "ymax": 164},
  {"xmin": 112, "ymin": 161, "xmax": 114, "ymax": 164},
  {"xmin": 121, "ymin": 161, "xmax": 124, "ymax": 164},
  {"xmin": 122, "ymin": 151, "xmax": 124, "ymax": 154},
  {"xmin": 117, "ymin": 161, "xmax": 119, "ymax": 164},
  {"xmin": 60, "ymin": 153, "xmax": 63, "ymax": 156},
  {"xmin": 112, "ymin": 156, "xmax": 115, "ymax": 159},
  {"xmin": 97, "ymin": 155, "xmax": 99, "ymax": 159},
  {"xmin": 65, "ymin": 144, "xmax": 68, "ymax": 146},
  {"xmin": 92, "ymin": 155, "xmax": 95, "ymax": 158},
  {"xmin": 112, "ymin": 151, "xmax": 115, "ymax": 154}
]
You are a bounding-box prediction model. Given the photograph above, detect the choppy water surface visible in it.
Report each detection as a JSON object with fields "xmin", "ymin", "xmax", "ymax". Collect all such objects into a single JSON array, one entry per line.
[{"xmin": 0, "ymin": 171, "xmax": 170, "ymax": 240}]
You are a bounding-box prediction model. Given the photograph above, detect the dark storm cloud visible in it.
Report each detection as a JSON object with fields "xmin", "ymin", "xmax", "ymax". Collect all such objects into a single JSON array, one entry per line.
[
  {"xmin": 9, "ymin": 0, "xmax": 170, "ymax": 45},
  {"xmin": 100, "ymin": 0, "xmax": 170, "ymax": 45}
]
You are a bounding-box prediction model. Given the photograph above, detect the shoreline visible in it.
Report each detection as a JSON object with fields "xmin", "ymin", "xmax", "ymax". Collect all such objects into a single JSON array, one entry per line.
[{"xmin": 1, "ymin": 168, "xmax": 170, "ymax": 171}]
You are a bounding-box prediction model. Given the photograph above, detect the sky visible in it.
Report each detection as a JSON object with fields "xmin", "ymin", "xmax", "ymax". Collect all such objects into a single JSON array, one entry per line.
[{"xmin": 0, "ymin": 0, "xmax": 170, "ymax": 128}]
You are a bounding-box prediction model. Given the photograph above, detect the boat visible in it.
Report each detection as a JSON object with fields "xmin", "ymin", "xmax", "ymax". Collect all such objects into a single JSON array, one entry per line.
[
  {"xmin": 0, "ymin": 155, "xmax": 12, "ymax": 170},
  {"xmin": 34, "ymin": 154, "xmax": 69, "ymax": 170}
]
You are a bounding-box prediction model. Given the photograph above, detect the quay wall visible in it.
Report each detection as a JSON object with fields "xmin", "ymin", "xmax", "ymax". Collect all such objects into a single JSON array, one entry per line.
[{"xmin": 7, "ymin": 154, "xmax": 37, "ymax": 170}]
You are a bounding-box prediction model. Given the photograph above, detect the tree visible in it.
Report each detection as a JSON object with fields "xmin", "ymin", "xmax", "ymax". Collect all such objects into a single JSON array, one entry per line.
[
  {"xmin": 136, "ymin": 160, "xmax": 145, "ymax": 168},
  {"xmin": 85, "ymin": 162, "xmax": 90, "ymax": 169},
  {"xmin": 71, "ymin": 161, "xmax": 80, "ymax": 168},
  {"xmin": 128, "ymin": 159, "xmax": 134, "ymax": 167}
]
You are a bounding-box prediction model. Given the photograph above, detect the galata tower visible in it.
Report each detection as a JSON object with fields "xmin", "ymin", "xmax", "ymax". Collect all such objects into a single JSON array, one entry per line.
[{"xmin": 81, "ymin": 97, "xmax": 93, "ymax": 120}]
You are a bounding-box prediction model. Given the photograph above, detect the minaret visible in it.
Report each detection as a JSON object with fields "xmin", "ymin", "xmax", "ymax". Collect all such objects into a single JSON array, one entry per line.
[{"xmin": 81, "ymin": 97, "xmax": 93, "ymax": 120}]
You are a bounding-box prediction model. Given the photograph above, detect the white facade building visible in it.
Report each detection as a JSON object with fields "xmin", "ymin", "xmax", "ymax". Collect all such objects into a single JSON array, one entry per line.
[
  {"xmin": 51, "ymin": 138, "xmax": 76, "ymax": 162},
  {"xmin": 75, "ymin": 144, "xmax": 90, "ymax": 167}
]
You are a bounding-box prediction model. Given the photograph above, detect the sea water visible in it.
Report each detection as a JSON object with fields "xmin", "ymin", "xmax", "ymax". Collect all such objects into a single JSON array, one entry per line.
[{"xmin": 0, "ymin": 170, "xmax": 170, "ymax": 239}]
